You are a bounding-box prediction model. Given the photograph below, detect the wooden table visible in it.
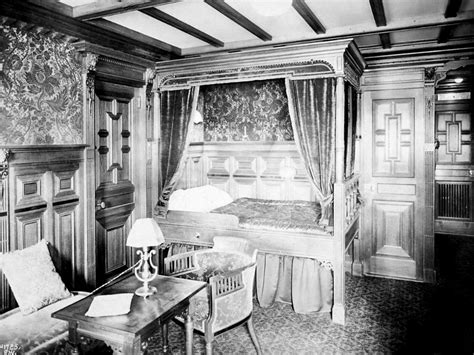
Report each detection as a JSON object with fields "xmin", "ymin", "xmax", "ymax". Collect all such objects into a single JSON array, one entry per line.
[{"xmin": 52, "ymin": 274, "xmax": 206, "ymax": 354}]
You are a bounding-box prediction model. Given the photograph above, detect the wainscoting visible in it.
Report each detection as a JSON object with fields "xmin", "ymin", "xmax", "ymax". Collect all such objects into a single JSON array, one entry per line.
[
  {"xmin": 0, "ymin": 146, "xmax": 86, "ymax": 312},
  {"xmin": 177, "ymin": 142, "xmax": 316, "ymax": 202}
]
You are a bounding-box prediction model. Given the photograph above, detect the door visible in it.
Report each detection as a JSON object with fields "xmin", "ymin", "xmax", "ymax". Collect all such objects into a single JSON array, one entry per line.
[
  {"xmin": 434, "ymin": 99, "xmax": 474, "ymax": 235},
  {"xmin": 95, "ymin": 88, "xmax": 135, "ymax": 284},
  {"xmin": 361, "ymin": 89, "xmax": 425, "ymax": 280}
]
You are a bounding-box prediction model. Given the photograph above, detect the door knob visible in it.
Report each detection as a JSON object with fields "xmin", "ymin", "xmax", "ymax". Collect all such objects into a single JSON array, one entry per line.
[{"xmin": 96, "ymin": 201, "xmax": 106, "ymax": 210}]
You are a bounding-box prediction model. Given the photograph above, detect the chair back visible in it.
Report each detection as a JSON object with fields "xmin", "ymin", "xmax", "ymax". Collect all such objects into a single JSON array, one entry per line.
[{"xmin": 212, "ymin": 237, "xmax": 258, "ymax": 262}]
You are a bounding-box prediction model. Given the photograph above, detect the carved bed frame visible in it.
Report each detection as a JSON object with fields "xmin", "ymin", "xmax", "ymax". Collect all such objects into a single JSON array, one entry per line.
[{"xmin": 153, "ymin": 39, "xmax": 366, "ymax": 325}]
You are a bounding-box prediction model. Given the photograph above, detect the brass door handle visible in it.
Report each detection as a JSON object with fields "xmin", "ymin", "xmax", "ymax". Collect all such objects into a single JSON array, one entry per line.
[{"xmin": 96, "ymin": 201, "xmax": 106, "ymax": 210}]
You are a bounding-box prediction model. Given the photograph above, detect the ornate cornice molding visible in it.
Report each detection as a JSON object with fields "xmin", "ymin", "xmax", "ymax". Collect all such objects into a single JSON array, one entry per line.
[
  {"xmin": 84, "ymin": 53, "xmax": 99, "ymax": 74},
  {"xmin": 156, "ymin": 60, "xmax": 335, "ymax": 89},
  {"xmin": 155, "ymin": 39, "xmax": 365, "ymax": 90}
]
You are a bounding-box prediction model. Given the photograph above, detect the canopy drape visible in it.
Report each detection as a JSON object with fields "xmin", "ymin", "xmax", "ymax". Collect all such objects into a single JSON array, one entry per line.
[
  {"xmin": 155, "ymin": 86, "xmax": 199, "ymax": 217},
  {"xmin": 285, "ymin": 78, "xmax": 336, "ymax": 225}
]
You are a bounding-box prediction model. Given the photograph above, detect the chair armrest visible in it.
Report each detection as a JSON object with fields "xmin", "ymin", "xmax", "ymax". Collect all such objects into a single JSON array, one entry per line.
[
  {"xmin": 164, "ymin": 251, "xmax": 199, "ymax": 276},
  {"xmin": 208, "ymin": 263, "xmax": 255, "ymax": 299}
]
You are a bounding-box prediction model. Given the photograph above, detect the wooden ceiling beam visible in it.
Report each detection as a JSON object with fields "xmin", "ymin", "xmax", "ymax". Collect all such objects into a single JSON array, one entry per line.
[
  {"xmin": 204, "ymin": 0, "xmax": 272, "ymax": 41},
  {"xmin": 379, "ymin": 33, "xmax": 391, "ymax": 49},
  {"xmin": 368, "ymin": 0, "xmax": 391, "ymax": 50},
  {"xmin": 444, "ymin": 0, "xmax": 462, "ymax": 18},
  {"xmin": 438, "ymin": 25, "xmax": 456, "ymax": 43},
  {"xmin": 74, "ymin": 0, "xmax": 184, "ymax": 21},
  {"xmin": 292, "ymin": 0, "xmax": 326, "ymax": 34},
  {"xmin": 27, "ymin": 0, "xmax": 73, "ymax": 17},
  {"xmin": 0, "ymin": 0, "xmax": 174, "ymax": 62},
  {"xmin": 89, "ymin": 18, "xmax": 181, "ymax": 55},
  {"xmin": 369, "ymin": 0, "xmax": 387, "ymax": 26},
  {"xmin": 140, "ymin": 8, "xmax": 224, "ymax": 47}
]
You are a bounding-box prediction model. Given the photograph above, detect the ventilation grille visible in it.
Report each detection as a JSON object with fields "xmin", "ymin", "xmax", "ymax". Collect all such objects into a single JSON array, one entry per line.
[{"xmin": 437, "ymin": 182, "xmax": 471, "ymax": 219}]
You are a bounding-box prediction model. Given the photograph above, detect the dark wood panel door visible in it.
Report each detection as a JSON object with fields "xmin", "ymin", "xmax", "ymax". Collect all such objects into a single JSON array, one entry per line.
[
  {"xmin": 362, "ymin": 90, "xmax": 425, "ymax": 281},
  {"xmin": 95, "ymin": 93, "xmax": 135, "ymax": 283}
]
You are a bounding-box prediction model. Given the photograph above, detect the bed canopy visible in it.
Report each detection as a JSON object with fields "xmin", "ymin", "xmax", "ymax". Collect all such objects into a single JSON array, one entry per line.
[{"xmin": 152, "ymin": 39, "xmax": 365, "ymax": 325}]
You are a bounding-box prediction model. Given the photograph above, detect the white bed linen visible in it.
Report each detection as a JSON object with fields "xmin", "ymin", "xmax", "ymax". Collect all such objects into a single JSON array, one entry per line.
[{"xmin": 168, "ymin": 185, "xmax": 233, "ymax": 212}]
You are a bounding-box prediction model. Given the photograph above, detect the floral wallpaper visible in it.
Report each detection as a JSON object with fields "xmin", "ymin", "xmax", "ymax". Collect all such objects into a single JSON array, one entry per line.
[
  {"xmin": 202, "ymin": 80, "xmax": 293, "ymax": 142},
  {"xmin": 0, "ymin": 25, "xmax": 83, "ymax": 145}
]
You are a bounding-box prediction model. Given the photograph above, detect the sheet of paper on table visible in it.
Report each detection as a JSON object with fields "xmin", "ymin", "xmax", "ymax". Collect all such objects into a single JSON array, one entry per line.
[{"xmin": 85, "ymin": 293, "xmax": 134, "ymax": 317}]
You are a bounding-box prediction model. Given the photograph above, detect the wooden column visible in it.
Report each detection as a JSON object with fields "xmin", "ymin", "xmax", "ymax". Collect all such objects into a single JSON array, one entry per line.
[
  {"xmin": 0, "ymin": 150, "xmax": 11, "ymax": 312},
  {"xmin": 423, "ymin": 68, "xmax": 436, "ymax": 282},
  {"xmin": 82, "ymin": 52, "xmax": 98, "ymax": 289},
  {"xmin": 333, "ymin": 75, "xmax": 346, "ymax": 325}
]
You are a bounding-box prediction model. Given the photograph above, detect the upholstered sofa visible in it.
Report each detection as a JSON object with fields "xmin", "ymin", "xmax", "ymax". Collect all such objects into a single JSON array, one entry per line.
[
  {"xmin": 0, "ymin": 240, "xmax": 87, "ymax": 354},
  {"xmin": 0, "ymin": 293, "xmax": 88, "ymax": 354}
]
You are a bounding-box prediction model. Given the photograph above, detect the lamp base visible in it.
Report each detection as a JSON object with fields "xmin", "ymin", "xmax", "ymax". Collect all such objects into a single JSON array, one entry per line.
[{"xmin": 135, "ymin": 285, "xmax": 157, "ymax": 297}]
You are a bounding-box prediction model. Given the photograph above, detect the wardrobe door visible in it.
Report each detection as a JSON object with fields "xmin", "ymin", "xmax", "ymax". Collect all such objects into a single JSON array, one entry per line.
[{"xmin": 361, "ymin": 88, "xmax": 425, "ymax": 280}]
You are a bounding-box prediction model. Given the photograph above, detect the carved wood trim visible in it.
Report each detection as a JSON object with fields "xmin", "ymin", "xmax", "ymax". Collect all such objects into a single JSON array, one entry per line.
[{"xmin": 154, "ymin": 39, "xmax": 365, "ymax": 90}]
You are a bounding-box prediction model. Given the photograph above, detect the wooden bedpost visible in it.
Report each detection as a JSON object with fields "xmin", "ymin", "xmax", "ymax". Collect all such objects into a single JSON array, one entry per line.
[{"xmin": 332, "ymin": 75, "xmax": 346, "ymax": 325}]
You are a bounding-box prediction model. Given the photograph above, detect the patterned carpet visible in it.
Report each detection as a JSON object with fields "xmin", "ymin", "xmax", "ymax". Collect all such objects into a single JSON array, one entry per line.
[{"xmin": 44, "ymin": 235, "xmax": 474, "ymax": 354}]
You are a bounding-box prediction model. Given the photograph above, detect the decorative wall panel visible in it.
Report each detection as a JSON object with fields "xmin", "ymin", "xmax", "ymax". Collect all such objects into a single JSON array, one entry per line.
[
  {"xmin": 372, "ymin": 99, "xmax": 415, "ymax": 177},
  {"xmin": 1, "ymin": 147, "xmax": 85, "ymax": 311},
  {"xmin": 0, "ymin": 25, "xmax": 83, "ymax": 144},
  {"xmin": 179, "ymin": 143, "xmax": 315, "ymax": 202},
  {"xmin": 372, "ymin": 200, "xmax": 414, "ymax": 259},
  {"xmin": 436, "ymin": 112, "xmax": 472, "ymax": 165},
  {"xmin": 202, "ymin": 80, "xmax": 293, "ymax": 142}
]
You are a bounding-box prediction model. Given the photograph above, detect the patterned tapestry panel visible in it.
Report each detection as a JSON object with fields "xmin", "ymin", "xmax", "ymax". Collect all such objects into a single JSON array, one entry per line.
[
  {"xmin": 202, "ymin": 80, "xmax": 293, "ymax": 142},
  {"xmin": 0, "ymin": 25, "xmax": 83, "ymax": 145}
]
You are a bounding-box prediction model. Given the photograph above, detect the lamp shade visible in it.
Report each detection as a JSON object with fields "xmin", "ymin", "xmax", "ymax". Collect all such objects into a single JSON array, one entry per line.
[{"xmin": 126, "ymin": 218, "xmax": 165, "ymax": 248}]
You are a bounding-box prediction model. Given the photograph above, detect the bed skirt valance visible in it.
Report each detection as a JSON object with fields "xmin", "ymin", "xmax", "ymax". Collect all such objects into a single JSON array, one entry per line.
[{"xmin": 166, "ymin": 242, "xmax": 333, "ymax": 314}]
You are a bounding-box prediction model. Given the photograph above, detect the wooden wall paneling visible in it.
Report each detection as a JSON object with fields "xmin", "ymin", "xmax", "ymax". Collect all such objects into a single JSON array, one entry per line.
[
  {"xmin": 260, "ymin": 156, "xmax": 286, "ymax": 199},
  {"xmin": 0, "ymin": 175, "xmax": 9, "ymax": 312},
  {"xmin": 11, "ymin": 169, "xmax": 49, "ymax": 250},
  {"xmin": 0, "ymin": 146, "xmax": 86, "ymax": 310},
  {"xmin": 233, "ymin": 177, "xmax": 258, "ymax": 199},
  {"xmin": 52, "ymin": 167, "xmax": 81, "ymax": 289},
  {"xmin": 186, "ymin": 142, "xmax": 317, "ymax": 202}
]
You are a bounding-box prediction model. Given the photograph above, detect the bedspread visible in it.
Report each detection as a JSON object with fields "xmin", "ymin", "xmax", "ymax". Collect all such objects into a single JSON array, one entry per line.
[{"xmin": 211, "ymin": 198, "xmax": 328, "ymax": 234}]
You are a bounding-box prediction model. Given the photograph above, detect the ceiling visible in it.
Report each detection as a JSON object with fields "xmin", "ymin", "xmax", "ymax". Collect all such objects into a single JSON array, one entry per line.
[{"xmin": 4, "ymin": 0, "xmax": 474, "ymax": 67}]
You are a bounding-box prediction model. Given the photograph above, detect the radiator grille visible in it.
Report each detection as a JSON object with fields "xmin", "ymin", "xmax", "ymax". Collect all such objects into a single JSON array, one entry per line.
[{"xmin": 437, "ymin": 182, "xmax": 471, "ymax": 219}]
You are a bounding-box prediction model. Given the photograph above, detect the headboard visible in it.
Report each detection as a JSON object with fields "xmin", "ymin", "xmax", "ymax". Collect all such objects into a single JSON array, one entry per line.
[{"xmin": 177, "ymin": 142, "xmax": 316, "ymax": 201}]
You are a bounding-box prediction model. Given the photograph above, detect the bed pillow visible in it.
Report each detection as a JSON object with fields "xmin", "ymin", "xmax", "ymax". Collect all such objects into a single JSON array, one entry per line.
[
  {"xmin": 169, "ymin": 185, "xmax": 233, "ymax": 212},
  {"xmin": 0, "ymin": 239, "xmax": 72, "ymax": 315}
]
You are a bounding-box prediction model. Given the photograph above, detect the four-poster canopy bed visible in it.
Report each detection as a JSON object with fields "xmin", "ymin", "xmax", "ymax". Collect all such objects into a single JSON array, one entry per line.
[{"xmin": 152, "ymin": 39, "xmax": 365, "ymax": 325}]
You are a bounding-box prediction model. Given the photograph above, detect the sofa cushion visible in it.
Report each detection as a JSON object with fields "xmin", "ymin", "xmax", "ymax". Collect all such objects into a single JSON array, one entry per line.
[
  {"xmin": 0, "ymin": 239, "xmax": 72, "ymax": 314},
  {"xmin": 0, "ymin": 293, "xmax": 86, "ymax": 354}
]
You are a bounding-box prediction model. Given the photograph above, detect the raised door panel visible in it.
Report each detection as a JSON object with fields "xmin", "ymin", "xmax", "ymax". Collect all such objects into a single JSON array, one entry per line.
[
  {"xmin": 370, "ymin": 200, "xmax": 416, "ymax": 278},
  {"xmin": 373, "ymin": 99, "xmax": 415, "ymax": 177}
]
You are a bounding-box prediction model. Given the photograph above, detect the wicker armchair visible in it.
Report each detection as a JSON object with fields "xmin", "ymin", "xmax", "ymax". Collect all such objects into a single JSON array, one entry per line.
[{"xmin": 164, "ymin": 237, "xmax": 262, "ymax": 355}]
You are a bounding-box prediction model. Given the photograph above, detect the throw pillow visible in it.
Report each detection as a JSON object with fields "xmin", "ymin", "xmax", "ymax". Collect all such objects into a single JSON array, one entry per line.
[{"xmin": 0, "ymin": 239, "xmax": 72, "ymax": 314}]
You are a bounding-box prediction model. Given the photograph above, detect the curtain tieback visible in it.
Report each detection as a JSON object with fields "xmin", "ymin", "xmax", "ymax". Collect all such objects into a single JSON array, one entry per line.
[{"xmin": 318, "ymin": 194, "xmax": 333, "ymax": 226}]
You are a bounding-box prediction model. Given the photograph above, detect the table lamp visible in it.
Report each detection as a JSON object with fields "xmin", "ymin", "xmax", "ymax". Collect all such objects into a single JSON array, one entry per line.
[{"xmin": 126, "ymin": 218, "xmax": 165, "ymax": 297}]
